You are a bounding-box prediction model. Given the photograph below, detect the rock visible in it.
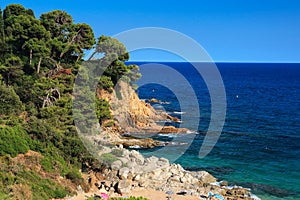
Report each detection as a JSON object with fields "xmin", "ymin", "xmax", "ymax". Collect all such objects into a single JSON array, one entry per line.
[
  {"xmin": 138, "ymin": 179, "xmax": 150, "ymax": 188},
  {"xmin": 166, "ymin": 114, "xmax": 181, "ymax": 122},
  {"xmin": 149, "ymin": 98, "xmax": 160, "ymax": 103},
  {"xmin": 169, "ymin": 175, "xmax": 181, "ymax": 182},
  {"xmin": 111, "ymin": 160, "xmax": 122, "ymax": 171},
  {"xmin": 76, "ymin": 185, "xmax": 83, "ymax": 193},
  {"xmin": 117, "ymin": 180, "xmax": 132, "ymax": 194},
  {"xmin": 118, "ymin": 138, "xmax": 161, "ymax": 149},
  {"xmin": 159, "ymin": 126, "xmax": 189, "ymax": 133},
  {"xmin": 224, "ymin": 187, "xmax": 251, "ymax": 198},
  {"xmin": 133, "ymin": 174, "xmax": 141, "ymax": 181},
  {"xmin": 220, "ymin": 181, "xmax": 228, "ymax": 187},
  {"xmin": 146, "ymin": 156, "xmax": 158, "ymax": 164},
  {"xmin": 156, "ymin": 157, "xmax": 169, "ymax": 168},
  {"xmin": 129, "ymin": 150, "xmax": 144, "ymax": 165},
  {"xmin": 118, "ymin": 167, "xmax": 130, "ymax": 180},
  {"xmin": 104, "ymin": 181, "xmax": 112, "ymax": 188},
  {"xmin": 159, "ymin": 157, "xmax": 169, "ymax": 163},
  {"xmin": 192, "ymin": 171, "xmax": 217, "ymax": 183}
]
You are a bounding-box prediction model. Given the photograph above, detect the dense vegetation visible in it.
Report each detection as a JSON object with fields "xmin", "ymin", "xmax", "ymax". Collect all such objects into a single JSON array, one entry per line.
[{"xmin": 0, "ymin": 4, "xmax": 141, "ymax": 199}]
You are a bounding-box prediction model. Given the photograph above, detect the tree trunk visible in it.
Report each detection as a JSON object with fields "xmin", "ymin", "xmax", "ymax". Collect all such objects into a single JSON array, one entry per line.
[
  {"xmin": 29, "ymin": 49, "xmax": 32, "ymax": 65},
  {"xmin": 37, "ymin": 57, "xmax": 42, "ymax": 74}
]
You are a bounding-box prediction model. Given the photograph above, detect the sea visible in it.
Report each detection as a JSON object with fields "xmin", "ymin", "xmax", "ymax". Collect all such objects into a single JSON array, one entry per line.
[{"xmin": 128, "ymin": 62, "xmax": 300, "ymax": 200}]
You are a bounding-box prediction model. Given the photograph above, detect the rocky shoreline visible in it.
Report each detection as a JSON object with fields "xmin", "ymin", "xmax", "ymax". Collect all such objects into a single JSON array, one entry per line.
[
  {"xmin": 86, "ymin": 82, "xmax": 262, "ymax": 199},
  {"xmin": 81, "ymin": 145, "xmax": 260, "ymax": 200}
]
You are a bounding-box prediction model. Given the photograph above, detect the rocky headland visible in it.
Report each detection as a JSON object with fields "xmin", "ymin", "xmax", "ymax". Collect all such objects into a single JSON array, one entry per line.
[
  {"xmin": 95, "ymin": 81, "xmax": 189, "ymax": 148},
  {"xmin": 77, "ymin": 81, "xmax": 261, "ymax": 200}
]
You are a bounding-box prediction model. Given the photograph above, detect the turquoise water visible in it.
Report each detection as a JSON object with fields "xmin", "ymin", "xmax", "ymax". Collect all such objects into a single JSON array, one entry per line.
[{"xmin": 132, "ymin": 62, "xmax": 300, "ymax": 199}]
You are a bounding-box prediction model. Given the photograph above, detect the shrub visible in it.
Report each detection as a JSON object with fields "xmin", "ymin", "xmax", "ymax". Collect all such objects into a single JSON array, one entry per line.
[
  {"xmin": 100, "ymin": 153, "xmax": 118, "ymax": 165},
  {"xmin": 0, "ymin": 82, "xmax": 24, "ymax": 116},
  {"xmin": 18, "ymin": 170, "xmax": 68, "ymax": 199},
  {"xmin": 0, "ymin": 126, "xmax": 30, "ymax": 157},
  {"xmin": 98, "ymin": 75, "xmax": 114, "ymax": 92},
  {"xmin": 95, "ymin": 98, "xmax": 112, "ymax": 123},
  {"xmin": 111, "ymin": 149, "xmax": 123, "ymax": 157},
  {"xmin": 65, "ymin": 170, "xmax": 83, "ymax": 185}
]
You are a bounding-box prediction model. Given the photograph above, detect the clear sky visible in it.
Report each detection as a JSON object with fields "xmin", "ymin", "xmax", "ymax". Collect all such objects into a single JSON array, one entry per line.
[{"xmin": 1, "ymin": 0, "xmax": 300, "ymax": 62}]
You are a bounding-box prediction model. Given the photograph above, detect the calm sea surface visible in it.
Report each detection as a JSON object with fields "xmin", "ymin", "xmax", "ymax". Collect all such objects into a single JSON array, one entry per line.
[{"xmin": 130, "ymin": 62, "xmax": 299, "ymax": 200}]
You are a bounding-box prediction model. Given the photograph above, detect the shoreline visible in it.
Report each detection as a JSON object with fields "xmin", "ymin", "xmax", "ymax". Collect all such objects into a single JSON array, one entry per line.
[
  {"xmin": 87, "ymin": 83, "xmax": 261, "ymax": 199},
  {"xmin": 69, "ymin": 145, "xmax": 260, "ymax": 200}
]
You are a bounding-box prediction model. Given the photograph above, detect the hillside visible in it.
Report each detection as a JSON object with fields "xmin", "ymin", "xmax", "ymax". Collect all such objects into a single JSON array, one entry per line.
[{"xmin": 0, "ymin": 4, "xmax": 145, "ymax": 199}]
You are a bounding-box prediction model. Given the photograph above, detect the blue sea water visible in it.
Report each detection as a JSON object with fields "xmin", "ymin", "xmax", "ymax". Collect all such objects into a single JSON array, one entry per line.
[{"xmin": 130, "ymin": 62, "xmax": 300, "ymax": 200}]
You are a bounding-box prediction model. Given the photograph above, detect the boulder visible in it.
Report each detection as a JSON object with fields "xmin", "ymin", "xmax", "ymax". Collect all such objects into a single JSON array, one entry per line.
[
  {"xmin": 220, "ymin": 181, "xmax": 228, "ymax": 187},
  {"xmin": 129, "ymin": 150, "xmax": 145, "ymax": 165},
  {"xmin": 145, "ymin": 156, "xmax": 159, "ymax": 164},
  {"xmin": 118, "ymin": 167, "xmax": 130, "ymax": 180},
  {"xmin": 117, "ymin": 180, "xmax": 132, "ymax": 194},
  {"xmin": 159, "ymin": 126, "xmax": 189, "ymax": 133},
  {"xmin": 133, "ymin": 174, "xmax": 141, "ymax": 181},
  {"xmin": 111, "ymin": 160, "xmax": 122, "ymax": 171},
  {"xmin": 192, "ymin": 171, "xmax": 217, "ymax": 183},
  {"xmin": 149, "ymin": 98, "xmax": 160, "ymax": 103}
]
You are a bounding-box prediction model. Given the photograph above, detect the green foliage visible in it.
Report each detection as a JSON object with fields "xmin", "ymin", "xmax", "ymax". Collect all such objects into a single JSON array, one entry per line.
[
  {"xmin": 0, "ymin": 55, "xmax": 24, "ymax": 84},
  {"xmin": 0, "ymin": 81, "xmax": 23, "ymax": 116},
  {"xmin": 95, "ymin": 98, "xmax": 112, "ymax": 123},
  {"xmin": 18, "ymin": 170, "xmax": 67, "ymax": 199},
  {"xmin": 111, "ymin": 149, "xmax": 123, "ymax": 157},
  {"xmin": 40, "ymin": 10, "xmax": 95, "ymax": 65},
  {"xmin": 100, "ymin": 153, "xmax": 118, "ymax": 165},
  {"xmin": 65, "ymin": 170, "xmax": 84, "ymax": 185},
  {"xmin": 103, "ymin": 120, "xmax": 115, "ymax": 127},
  {"xmin": 3, "ymin": 4, "xmax": 27, "ymax": 20},
  {"xmin": 96, "ymin": 35, "xmax": 128, "ymax": 60},
  {"xmin": 0, "ymin": 4, "xmax": 144, "ymax": 200},
  {"xmin": 0, "ymin": 126, "xmax": 30, "ymax": 157},
  {"xmin": 98, "ymin": 75, "xmax": 114, "ymax": 92}
]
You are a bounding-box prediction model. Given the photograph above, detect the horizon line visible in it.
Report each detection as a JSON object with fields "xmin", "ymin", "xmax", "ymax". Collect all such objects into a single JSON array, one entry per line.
[{"xmin": 126, "ymin": 60, "xmax": 300, "ymax": 64}]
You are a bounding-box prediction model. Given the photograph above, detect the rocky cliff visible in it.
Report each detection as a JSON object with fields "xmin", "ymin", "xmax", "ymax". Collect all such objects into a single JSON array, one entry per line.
[
  {"xmin": 95, "ymin": 81, "xmax": 189, "ymax": 148},
  {"xmin": 98, "ymin": 81, "xmax": 188, "ymax": 134}
]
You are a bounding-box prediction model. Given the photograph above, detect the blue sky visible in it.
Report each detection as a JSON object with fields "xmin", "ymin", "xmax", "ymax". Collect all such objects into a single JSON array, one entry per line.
[{"xmin": 1, "ymin": 0, "xmax": 300, "ymax": 62}]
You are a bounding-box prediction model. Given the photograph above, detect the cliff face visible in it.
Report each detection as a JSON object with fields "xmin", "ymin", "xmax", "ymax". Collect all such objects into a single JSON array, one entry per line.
[
  {"xmin": 96, "ymin": 81, "xmax": 189, "ymax": 148},
  {"xmin": 98, "ymin": 81, "xmax": 166, "ymax": 133}
]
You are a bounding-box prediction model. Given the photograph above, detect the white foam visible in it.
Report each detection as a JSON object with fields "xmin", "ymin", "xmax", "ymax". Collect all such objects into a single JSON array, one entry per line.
[
  {"xmin": 173, "ymin": 111, "xmax": 186, "ymax": 114},
  {"xmin": 129, "ymin": 145, "xmax": 142, "ymax": 149},
  {"xmin": 250, "ymin": 194, "xmax": 261, "ymax": 200}
]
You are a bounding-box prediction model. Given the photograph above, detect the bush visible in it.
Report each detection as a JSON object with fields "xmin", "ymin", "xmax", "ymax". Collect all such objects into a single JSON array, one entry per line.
[
  {"xmin": 18, "ymin": 170, "xmax": 67, "ymax": 199},
  {"xmin": 100, "ymin": 153, "xmax": 118, "ymax": 165},
  {"xmin": 65, "ymin": 170, "xmax": 83, "ymax": 185},
  {"xmin": 98, "ymin": 75, "xmax": 114, "ymax": 92},
  {"xmin": 0, "ymin": 82, "xmax": 24, "ymax": 116},
  {"xmin": 0, "ymin": 126, "xmax": 30, "ymax": 157},
  {"xmin": 111, "ymin": 149, "xmax": 123, "ymax": 157},
  {"xmin": 95, "ymin": 98, "xmax": 112, "ymax": 123}
]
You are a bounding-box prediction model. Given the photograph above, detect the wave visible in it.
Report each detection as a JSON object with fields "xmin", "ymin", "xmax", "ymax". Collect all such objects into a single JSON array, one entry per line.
[
  {"xmin": 157, "ymin": 133, "xmax": 178, "ymax": 138},
  {"xmin": 173, "ymin": 111, "xmax": 186, "ymax": 114},
  {"xmin": 128, "ymin": 145, "xmax": 143, "ymax": 149}
]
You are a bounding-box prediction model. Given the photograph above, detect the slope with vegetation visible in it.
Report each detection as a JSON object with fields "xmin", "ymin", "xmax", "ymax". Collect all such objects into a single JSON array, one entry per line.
[{"xmin": 0, "ymin": 4, "xmax": 141, "ymax": 199}]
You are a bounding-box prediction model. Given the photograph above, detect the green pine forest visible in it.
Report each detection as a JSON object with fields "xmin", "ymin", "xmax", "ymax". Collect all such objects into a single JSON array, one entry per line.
[{"xmin": 0, "ymin": 4, "xmax": 141, "ymax": 199}]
